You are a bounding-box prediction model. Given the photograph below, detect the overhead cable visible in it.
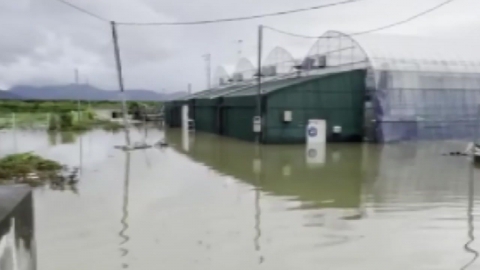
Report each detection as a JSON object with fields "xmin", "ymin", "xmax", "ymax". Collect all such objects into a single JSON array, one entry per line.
[
  {"xmin": 265, "ymin": 0, "xmax": 456, "ymax": 38},
  {"xmin": 350, "ymin": 0, "xmax": 454, "ymax": 35},
  {"xmin": 53, "ymin": 0, "xmax": 360, "ymax": 25},
  {"xmin": 53, "ymin": 0, "xmax": 110, "ymax": 22}
]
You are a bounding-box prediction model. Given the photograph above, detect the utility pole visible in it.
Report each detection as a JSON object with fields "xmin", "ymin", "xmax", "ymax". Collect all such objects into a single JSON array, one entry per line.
[
  {"xmin": 75, "ymin": 69, "xmax": 79, "ymax": 84},
  {"xmin": 256, "ymin": 25, "xmax": 263, "ymax": 144},
  {"xmin": 188, "ymin": 83, "xmax": 192, "ymax": 95},
  {"xmin": 203, "ymin": 53, "xmax": 211, "ymax": 89},
  {"xmin": 75, "ymin": 68, "xmax": 81, "ymax": 120},
  {"xmin": 237, "ymin": 39, "xmax": 243, "ymax": 62},
  {"xmin": 84, "ymin": 76, "xmax": 91, "ymax": 108},
  {"xmin": 111, "ymin": 21, "xmax": 131, "ymax": 147}
]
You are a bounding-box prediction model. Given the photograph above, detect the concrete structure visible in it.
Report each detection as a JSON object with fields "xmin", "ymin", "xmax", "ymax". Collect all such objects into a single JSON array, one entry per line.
[{"xmin": 0, "ymin": 185, "xmax": 35, "ymax": 270}]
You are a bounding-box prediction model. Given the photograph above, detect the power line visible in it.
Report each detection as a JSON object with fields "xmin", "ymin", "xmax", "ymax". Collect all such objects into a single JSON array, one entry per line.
[
  {"xmin": 351, "ymin": 0, "xmax": 454, "ymax": 35},
  {"xmin": 53, "ymin": 0, "xmax": 109, "ymax": 22},
  {"xmin": 265, "ymin": 0, "xmax": 456, "ymax": 38},
  {"xmin": 264, "ymin": 26, "xmax": 321, "ymax": 39},
  {"xmin": 53, "ymin": 0, "xmax": 360, "ymax": 25},
  {"xmin": 119, "ymin": 0, "xmax": 360, "ymax": 26}
]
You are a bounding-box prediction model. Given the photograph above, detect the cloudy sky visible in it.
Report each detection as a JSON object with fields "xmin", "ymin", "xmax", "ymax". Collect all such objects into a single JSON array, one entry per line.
[{"xmin": 0, "ymin": 0, "xmax": 478, "ymax": 93}]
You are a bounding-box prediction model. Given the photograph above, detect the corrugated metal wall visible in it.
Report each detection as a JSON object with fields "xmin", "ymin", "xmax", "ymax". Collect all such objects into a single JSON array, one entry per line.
[
  {"xmin": 164, "ymin": 101, "xmax": 182, "ymax": 127},
  {"xmin": 193, "ymin": 98, "xmax": 220, "ymax": 133},
  {"xmin": 166, "ymin": 70, "xmax": 366, "ymax": 144},
  {"xmin": 222, "ymin": 96, "xmax": 257, "ymax": 141},
  {"xmin": 264, "ymin": 70, "xmax": 366, "ymax": 143}
]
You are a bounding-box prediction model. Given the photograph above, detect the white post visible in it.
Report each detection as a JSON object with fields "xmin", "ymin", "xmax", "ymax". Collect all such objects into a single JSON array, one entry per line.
[
  {"xmin": 11, "ymin": 113, "xmax": 15, "ymax": 130},
  {"xmin": 12, "ymin": 113, "xmax": 17, "ymax": 153},
  {"xmin": 181, "ymin": 105, "xmax": 189, "ymax": 132},
  {"xmin": 182, "ymin": 128, "xmax": 190, "ymax": 152}
]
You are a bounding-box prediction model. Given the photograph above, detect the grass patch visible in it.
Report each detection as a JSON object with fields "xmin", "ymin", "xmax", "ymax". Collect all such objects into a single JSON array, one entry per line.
[
  {"xmin": 0, "ymin": 100, "xmax": 161, "ymax": 113},
  {"xmin": 0, "ymin": 112, "xmax": 50, "ymax": 129},
  {"xmin": 0, "ymin": 152, "xmax": 63, "ymax": 186},
  {"xmin": 48, "ymin": 111, "xmax": 124, "ymax": 132}
]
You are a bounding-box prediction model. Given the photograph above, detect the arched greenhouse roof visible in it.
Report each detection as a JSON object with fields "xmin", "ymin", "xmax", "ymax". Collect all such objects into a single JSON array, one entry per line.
[{"xmin": 308, "ymin": 30, "xmax": 480, "ymax": 74}]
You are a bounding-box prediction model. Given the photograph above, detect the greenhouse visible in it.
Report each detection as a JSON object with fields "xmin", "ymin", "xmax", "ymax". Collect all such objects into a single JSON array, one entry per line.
[{"xmin": 165, "ymin": 31, "xmax": 480, "ymax": 144}]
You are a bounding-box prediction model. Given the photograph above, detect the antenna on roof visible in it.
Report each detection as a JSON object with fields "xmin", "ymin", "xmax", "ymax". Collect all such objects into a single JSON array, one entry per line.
[
  {"xmin": 237, "ymin": 39, "xmax": 243, "ymax": 62},
  {"xmin": 203, "ymin": 53, "xmax": 212, "ymax": 89}
]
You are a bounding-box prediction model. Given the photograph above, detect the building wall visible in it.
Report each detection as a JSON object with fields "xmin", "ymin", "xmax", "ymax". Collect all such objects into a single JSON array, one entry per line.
[
  {"xmin": 164, "ymin": 102, "xmax": 181, "ymax": 128},
  {"xmin": 221, "ymin": 96, "xmax": 257, "ymax": 142},
  {"xmin": 193, "ymin": 99, "xmax": 218, "ymax": 133},
  {"xmin": 264, "ymin": 70, "xmax": 366, "ymax": 144},
  {"xmin": 167, "ymin": 70, "xmax": 366, "ymax": 144}
]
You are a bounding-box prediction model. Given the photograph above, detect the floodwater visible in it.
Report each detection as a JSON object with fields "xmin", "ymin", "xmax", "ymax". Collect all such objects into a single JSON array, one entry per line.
[{"xmin": 1, "ymin": 127, "xmax": 480, "ymax": 269}]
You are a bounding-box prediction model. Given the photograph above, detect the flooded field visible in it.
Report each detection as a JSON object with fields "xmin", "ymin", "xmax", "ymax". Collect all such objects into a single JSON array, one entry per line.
[{"xmin": 1, "ymin": 127, "xmax": 480, "ymax": 269}]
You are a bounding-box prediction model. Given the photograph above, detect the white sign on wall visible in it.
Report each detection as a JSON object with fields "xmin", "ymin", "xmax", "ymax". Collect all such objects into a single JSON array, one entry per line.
[{"xmin": 253, "ymin": 116, "xmax": 262, "ymax": 133}]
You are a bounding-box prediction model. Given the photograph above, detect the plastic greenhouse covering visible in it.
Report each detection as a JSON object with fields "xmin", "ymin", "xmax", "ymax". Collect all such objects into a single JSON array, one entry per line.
[{"xmin": 307, "ymin": 31, "xmax": 480, "ymax": 142}]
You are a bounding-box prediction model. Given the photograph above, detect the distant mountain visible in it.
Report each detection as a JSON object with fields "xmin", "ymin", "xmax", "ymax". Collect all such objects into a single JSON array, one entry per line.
[
  {"xmin": 0, "ymin": 90, "xmax": 23, "ymax": 100},
  {"xmin": 7, "ymin": 84, "xmax": 185, "ymax": 101}
]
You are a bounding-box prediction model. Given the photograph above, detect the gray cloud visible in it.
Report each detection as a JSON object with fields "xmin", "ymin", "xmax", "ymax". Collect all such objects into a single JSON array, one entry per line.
[{"xmin": 0, "ymin": 0, "xmax": 479, "ymax": 92}]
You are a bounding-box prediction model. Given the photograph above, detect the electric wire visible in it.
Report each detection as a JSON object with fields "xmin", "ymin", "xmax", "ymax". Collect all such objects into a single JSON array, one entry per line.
[
  {"xmin": 53, "ymin": 0, "xmax": 360, "ymax": 25},
  {"xmin": 54, "ymin": 0, "xmax": 109, "ymax": 22},
  {"xmin": 264, "ymin": 0, "xmax": 456, "ymax": 38}
]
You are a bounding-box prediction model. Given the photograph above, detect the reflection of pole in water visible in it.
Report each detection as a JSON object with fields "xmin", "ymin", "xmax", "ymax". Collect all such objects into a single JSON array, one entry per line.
[
  {"xmin": 111, "ymin": 21, "xmax": 131, "ymax": 147},
  {"xmin": 12, "ymin": 113, "xmax": 17, "ymax": 153},
  {"xmin": 119, "ymin": 152, "xmax": 131, "ymax": 269},
  {"xmin": 461, "ymin": 162, "xmax": 478, "ymax": 270},
  {"xmin": 79, "ymin": 133, "xmax": 83, "ymax": 179},
  {"xmin": 254, "ymin": 185, "xmax": 263, "ymax": 264},
  {"xmin": 254, "ymin": 145, "xmax": 264, "ymax": 264}
]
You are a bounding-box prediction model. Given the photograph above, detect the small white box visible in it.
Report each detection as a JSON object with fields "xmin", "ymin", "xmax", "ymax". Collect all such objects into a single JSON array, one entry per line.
[
  {"xmin": 333, "ymin": 126, "xmax": 342, "ymax": 134},
  {"xmin": 284, "ymin": 111, "xmax": 292, "ymax": 122}
]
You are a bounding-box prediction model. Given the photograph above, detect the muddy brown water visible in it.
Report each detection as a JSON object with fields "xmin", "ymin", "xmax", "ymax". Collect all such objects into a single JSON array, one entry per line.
[{"xmin": 0, "ymin": 128, "xmax": 479, "ymax": 269}]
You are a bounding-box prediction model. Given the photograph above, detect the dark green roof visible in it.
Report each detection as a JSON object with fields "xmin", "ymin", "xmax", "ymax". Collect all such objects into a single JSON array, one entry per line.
[
  {"xmin": 182, "ymin": 76, "xmax": 317, "ymax": 100},
  {"xmin": 181, "ymin": 82, "xmax": 255, "ymax": 100},
  {"xmin": 178, "ymin": 73, "xmax": 335, "ymax": 101},
  {"xmin": 224, "ymin": 75, "xmax": 319, "ymax": 97}
]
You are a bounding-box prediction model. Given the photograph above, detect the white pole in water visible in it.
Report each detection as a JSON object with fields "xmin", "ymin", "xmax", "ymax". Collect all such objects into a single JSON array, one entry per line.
[
  {"xmin": 111, "ymin": 21, "xmax": 131, "ymax": 147},
  {"xmin": 12, "ymin": 113, "xmax": 17, "ymax": 153},
  {"xmin": 255, "ymin": 25, "xmax": 264, "ymax": 144},
  {"xmin": 75, "ymin": 68, "xmax": 82, "ymax": 121},
  {"xmin": 11, "ymin": 113, "xmax": 15, "ymax": 130}
]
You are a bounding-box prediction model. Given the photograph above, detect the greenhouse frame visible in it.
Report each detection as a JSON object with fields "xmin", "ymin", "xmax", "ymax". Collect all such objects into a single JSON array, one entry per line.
[{"xmin": 165, "ymin": 31, "xmax": 480, "ymax": 144}]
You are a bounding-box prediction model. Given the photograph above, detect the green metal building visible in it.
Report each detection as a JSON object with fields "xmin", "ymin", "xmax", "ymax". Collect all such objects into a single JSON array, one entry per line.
[{"xmin": 165, "ymin": 69, "xmax": 366, "ymax": 144}]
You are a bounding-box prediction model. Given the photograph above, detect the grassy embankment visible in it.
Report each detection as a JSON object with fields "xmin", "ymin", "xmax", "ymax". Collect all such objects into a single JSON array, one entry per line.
[{"xmin": 0, "ymin": 100, "xmax": 160, "ymax": 130}]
